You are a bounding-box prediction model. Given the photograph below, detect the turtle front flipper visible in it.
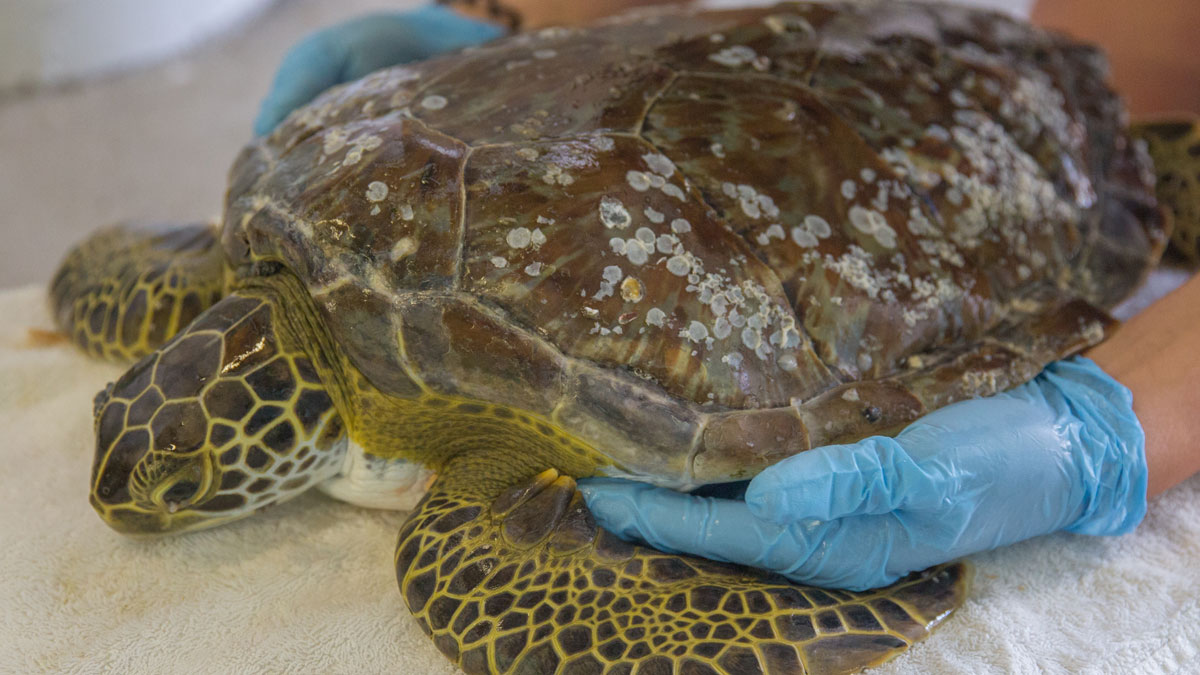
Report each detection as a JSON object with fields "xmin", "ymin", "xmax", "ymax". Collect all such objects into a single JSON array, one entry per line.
[
  {"xmin": 1133, "ymin": 117, "xmax": 1200, "ymax": 266},
  {"xmin": 398, "ymin": 464, "xmax": 969, "ymax": 675},
  {"xmin": 50, "ymin": 221, "xmax": 229, "ymax": 361}
]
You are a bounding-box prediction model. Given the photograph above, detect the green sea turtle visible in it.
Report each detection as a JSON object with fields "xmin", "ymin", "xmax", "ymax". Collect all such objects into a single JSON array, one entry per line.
[{"xmin": 50, "ymin": 2, "xmax": 1197, "ymax": 673}]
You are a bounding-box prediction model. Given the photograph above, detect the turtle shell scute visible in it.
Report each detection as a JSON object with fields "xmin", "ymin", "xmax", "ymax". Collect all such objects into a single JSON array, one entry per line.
[{"xmin": 220, "ymin": 1, "xmax": 1163, "ymax": 426}]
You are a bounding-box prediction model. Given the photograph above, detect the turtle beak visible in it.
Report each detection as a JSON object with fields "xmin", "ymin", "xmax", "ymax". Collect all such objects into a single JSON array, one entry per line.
[
  {"xmin": 93, "ymin": 500, "xmax": 173, "ymax": 535},
  {"xmin": 91, "ymin": 495, "xmax": 237, "ymax": 536}
]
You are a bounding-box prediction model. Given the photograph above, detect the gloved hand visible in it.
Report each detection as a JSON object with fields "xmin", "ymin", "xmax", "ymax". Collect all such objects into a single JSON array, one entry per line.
[
  {"xmin": 578, "ymin": 356, "xmax": 1148, "ymax": 591},
  {"xmin": 253, "ymin": 5, "xmax": 505, "ymax": 136}
]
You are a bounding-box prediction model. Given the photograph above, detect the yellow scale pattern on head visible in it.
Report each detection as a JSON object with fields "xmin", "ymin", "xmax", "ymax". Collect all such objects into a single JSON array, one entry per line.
[
  {"xmin": 396, "ymin": 465, "xmax": 970, "ymax": 675},
  {"xmin": 90, "ymin": 291, "xmax": 345, "ymax": 534}
]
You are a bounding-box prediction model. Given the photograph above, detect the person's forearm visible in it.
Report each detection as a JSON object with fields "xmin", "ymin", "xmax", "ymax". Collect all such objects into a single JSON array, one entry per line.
[
  {"xmin": 1087, "ymin": 273, "xmax": 1200, "ymax": 497},
  {"xmin": 447, "ymin": 0, "xmax": 692, "ymax": 29},
  {"xmin": 1032, "ymin": 0, "xmax": 1200, "ymax": 115}
]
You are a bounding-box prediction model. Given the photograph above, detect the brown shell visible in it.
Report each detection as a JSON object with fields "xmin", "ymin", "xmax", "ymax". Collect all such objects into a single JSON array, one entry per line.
[{"xmin": 222, "ymin": 2, "xmax": 1165, "ymax": 485}]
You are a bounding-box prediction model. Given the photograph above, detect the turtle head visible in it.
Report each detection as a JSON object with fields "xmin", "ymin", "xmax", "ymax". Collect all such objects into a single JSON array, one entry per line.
[{"xmin": 89, "ymin": 291, "xmax": 348, "ymax": 535}]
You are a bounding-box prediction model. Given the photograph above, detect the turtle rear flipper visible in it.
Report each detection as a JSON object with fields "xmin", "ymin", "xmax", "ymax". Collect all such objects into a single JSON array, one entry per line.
[
  {"xmin": 49, "ymin": 221, "xmax": 229, "ymax": 361},
  {"xmin": 1133, "ymin": 117, "xmax": 1200, "ymax": 266},
  {"xmin": 397, "ymin": 463, "xmax": 969, "ymax": 675}
]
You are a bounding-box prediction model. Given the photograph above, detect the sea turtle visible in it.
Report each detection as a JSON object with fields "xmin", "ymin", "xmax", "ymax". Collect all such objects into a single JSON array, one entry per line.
[{"xmin": 50, "ymin": 2, "xmax": 1197, "ymax": 673}]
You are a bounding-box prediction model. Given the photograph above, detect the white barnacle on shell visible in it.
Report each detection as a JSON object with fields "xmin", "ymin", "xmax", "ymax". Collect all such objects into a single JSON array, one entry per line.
[
  {"xmin": 682, "ymin": 321, "xmax": 709, "ymax": 343},
  {"xmin": 421, "ymin": 94, "xmax": 448, "ymax": 110},
  {"xmin": 598, "ymin": 197, "xmax": 632, "ymax": 229},
  {"xmin": 542, "ymin": 164, "xmax": 574, "ymax": 186},
  {"xmin": 660, "ymin": 184, "xmax": 686, "ymax": 201},
  {"xmin": 655, "ymin": 234, "xmax": 678, "ymax": 254},
  {"xmin": 791, "ymin": 227, "xmax": 818, "ymax": 248},
  {"xmin": 365, "ymin": 181, "xmax": 389, "ymax": 202},
  {"xmin": 713, "ymin": 317, "xmax": 732, "ymax": 339},
  {"xmin": 805, "ymin": 214, "xmax": 832, "ymax": 238},
  {"xmin": 849, "ymin": 205, "xmax": 897, "ymax": 248},
  {"xmin": 642, "ymin": 153, "xmax": 676, "ymax": 177},
  {"xmin": 626, "ymin": 170, "xmax": 652, "ymax": 192},
  {"xmin": 506, "ymin": 227, "xmax": 533, "ymax": 249},
  {"xmin": 666, "ymin": 256, "xmax": 691, "ymax": 276},
  {"xmin": 624, "ymin": 239, "xmax": 651, "ymax": 265},
  {"xmin": 646, "ymin": 307, "xmax": 667, "ymax": 327},
  {"xmin": 755, "ymin": 223, "xmax": 786, "ymax": 246},
  {"xmin": 708, "ymin": 45, "xmax": 757, "ymax": 68},
  {"xmin": 790, "ymin": 214, "xmax": 832, "ymax": 248}
]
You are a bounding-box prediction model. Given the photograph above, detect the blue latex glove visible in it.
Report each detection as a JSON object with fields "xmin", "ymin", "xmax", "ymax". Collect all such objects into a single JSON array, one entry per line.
[
  {"xmin": 579, "ymin": 356, "xmax": 1148, "ymax": 591},
  {"xmin": 253, "ymin": 5, "xmax": 505, "ymax": 136}
]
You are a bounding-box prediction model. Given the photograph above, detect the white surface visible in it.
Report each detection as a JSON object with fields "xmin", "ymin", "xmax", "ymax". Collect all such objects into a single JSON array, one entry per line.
[
  {"xmin": 0, "ymin": 0, "xmax": 420, "ymax": 289},
  {"xmin": 0, "ymin": 0, "xmax": 275, "ymax": 91},
  {"xmin": 1, "ymin": 283, "xmax": 1197, "ymax": 674}
]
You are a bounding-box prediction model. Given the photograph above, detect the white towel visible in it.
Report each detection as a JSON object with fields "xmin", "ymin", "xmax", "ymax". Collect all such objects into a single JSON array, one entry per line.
[{"xmin": 1, "ymin": 282, "xmax": 1197, "ymax": 674}]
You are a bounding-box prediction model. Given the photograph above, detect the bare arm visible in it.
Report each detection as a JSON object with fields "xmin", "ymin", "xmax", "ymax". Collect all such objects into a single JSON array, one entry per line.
[
  {"xmin": 447, "ymin": 0, "xmax": 688, "ymax": 29},
  {"xmin": 1087, "ymin": 273, "xmax": 1200, "ymax": 497},
  {"xmin": 1032, "ymin": 0, "xmax": 1200, "ymax": 115}
]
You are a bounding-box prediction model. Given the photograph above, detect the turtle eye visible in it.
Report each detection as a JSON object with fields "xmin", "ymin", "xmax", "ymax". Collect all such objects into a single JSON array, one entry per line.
[{"xmin": 160, "ymin": 479, "xmax": 200, "ymax": 510}]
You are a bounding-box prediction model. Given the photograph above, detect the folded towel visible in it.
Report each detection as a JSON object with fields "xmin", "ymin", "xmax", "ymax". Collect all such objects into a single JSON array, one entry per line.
[{"xmin": 1, "ymin": 277, "xmax": 1195, "ymax": 675}]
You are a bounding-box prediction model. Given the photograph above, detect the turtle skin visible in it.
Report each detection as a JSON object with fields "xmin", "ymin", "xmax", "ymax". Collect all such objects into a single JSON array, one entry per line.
[{"xmin": 59, "ymin": 3, "xmax": 1169, "ymax": 674}]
